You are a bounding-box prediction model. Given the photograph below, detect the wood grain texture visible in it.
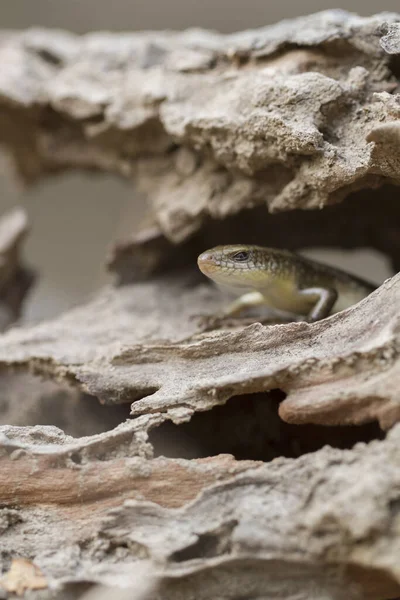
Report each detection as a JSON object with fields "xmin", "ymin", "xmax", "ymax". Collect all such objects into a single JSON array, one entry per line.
[{"xmin": 0, "ymin": 10, "xmax": 400, "ymax": 600}]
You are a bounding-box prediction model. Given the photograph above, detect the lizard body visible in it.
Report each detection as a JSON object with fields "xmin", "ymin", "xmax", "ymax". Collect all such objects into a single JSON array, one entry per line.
[{"xmin": 197, "ymin": 245, "xmax": 376, "ymax": 322}]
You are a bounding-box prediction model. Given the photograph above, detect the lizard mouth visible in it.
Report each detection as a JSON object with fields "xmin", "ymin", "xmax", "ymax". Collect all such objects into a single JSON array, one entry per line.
[{"xmin": 197, "ymin": 252, "xmax": 219, "ymax": 276}]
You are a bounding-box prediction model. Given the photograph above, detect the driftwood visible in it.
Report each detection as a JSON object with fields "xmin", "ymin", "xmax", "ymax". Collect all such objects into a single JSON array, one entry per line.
[{"xmin": 1, "ymin": 9, "xmax": 400, "ymax": 600}]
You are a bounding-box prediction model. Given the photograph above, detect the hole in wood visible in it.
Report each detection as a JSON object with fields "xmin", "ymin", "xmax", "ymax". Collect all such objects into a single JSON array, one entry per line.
[
  {"xmin": 113, "ymin": 184, "xmax": 400, "ymax": 284},
  {"xmin": 148, "ymin": 391, "xmax": 385, "ymax": 461},
  {"xmin": 0, "ymin": 373, "xmax": 131, "ymax": 438}
]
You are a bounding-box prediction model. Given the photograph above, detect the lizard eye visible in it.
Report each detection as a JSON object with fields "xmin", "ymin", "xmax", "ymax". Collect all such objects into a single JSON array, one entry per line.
[{"xmin": 231, "ymin": 250, "xmax": 250, "ymax": 262}]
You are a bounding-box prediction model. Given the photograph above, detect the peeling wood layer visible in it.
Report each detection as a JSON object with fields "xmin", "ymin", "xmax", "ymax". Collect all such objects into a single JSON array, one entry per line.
[
  {"xmin": 0, "ymin": 271, "xmax": 397, "ymax": 429},
  {"xmin": 0, "ymin": 12, "xmax": 400, "ymax": 262},
  {"xmin": 0, "ymin": 10, "xmax": 400, "ymax": 600}
]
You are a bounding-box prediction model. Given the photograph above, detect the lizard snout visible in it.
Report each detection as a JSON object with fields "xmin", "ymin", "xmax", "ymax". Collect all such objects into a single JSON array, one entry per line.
[{"xmin": 197, "ymin": 251, "xmax": 219, "ymax": 275}]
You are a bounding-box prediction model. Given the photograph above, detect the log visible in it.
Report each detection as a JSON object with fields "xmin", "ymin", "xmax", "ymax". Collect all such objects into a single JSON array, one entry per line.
[{"xmin": 0, "ymin": 10, "xmax": 400, "ymax": 600}]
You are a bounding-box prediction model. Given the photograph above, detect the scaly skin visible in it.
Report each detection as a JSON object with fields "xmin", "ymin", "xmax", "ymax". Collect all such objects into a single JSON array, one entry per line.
[{"xmin": 197, "ymin": 245, "xmax": 377, "ymax": 322}]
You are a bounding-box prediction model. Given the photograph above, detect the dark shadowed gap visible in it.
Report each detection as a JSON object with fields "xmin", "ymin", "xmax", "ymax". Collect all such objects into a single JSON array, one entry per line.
[
  {"xmin": 113, "ymin": 184, "xmax": 400, "ymax": 284},
  {"xmin": 148, "ymin": 391, "xmax": 385, "ymax": 462},
  {"xmin": 388, "ymin": 54, "xmax": 400, "ymax": 83},
  {"xmin": 198, "ymin": 185, "xmax": 400, "ymax": 274},
  {"xmin": 0, "ymin": 373, "xmax": 131, "ymax": 437}
]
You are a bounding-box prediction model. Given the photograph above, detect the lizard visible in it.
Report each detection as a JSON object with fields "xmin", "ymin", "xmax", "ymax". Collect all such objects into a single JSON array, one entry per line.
[{"xmin": 197, "ymin": 244, "xmax": 377, "ymax": 322}]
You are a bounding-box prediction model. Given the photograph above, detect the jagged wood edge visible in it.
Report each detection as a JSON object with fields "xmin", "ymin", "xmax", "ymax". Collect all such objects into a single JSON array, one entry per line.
[
  {"xmin": 0, "ymin": 12, "xmax": 400, "ymax": 600},
  {"xmin": 2, "ymin": 422, "xmax": 400, "ymax": 600},
  {"xmin": 100, "ymin": 425, "xmax": 400, "ymax": 600},
  {"xmin": 0, "ymin": 11, "xmax": 400, "ymax": 255},
  {"xmin": 0, "ymin": 270, "xmax": 397, "ymax": 429}
]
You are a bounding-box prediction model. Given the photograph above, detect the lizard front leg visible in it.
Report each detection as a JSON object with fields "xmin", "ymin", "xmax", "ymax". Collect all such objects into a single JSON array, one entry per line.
[
  {"xmin": 298, "ymin": 287, "xmax": 338, "ymax": 322},
  {"xmin": 222, "ymin": 291, "xmax": 268, "ymax": 317},
  {"xmin": 194, "ymin": 291, "xmax": 273, "ymax": 331}
]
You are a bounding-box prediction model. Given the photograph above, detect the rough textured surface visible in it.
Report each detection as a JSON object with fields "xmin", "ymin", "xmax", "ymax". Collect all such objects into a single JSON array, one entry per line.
[
  {"xmin": 1, "ymin": 422, "xmax": 400, "ymax": 600},
  {"xmin": 0, "ymin": 12, "xmax": 400, "ymax": 266},
  {"xmin": 0, "ymin": 271, "xmax": 397, "ymax": 429},
  {"xmin": 102, "ymin": 426, "xmax": 400, "ymax": 600},
  {"xmin": 1, "ymin": 10, "xmax": 400, "ymax": 600}
]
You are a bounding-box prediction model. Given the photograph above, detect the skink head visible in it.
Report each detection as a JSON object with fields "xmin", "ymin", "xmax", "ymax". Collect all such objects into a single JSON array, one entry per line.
[{"xmin": 198, "ymin": 245, "xmax": 270, "ymax": 288}]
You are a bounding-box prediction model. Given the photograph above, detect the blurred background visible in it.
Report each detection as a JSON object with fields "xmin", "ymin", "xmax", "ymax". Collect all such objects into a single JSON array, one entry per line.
[{"xmin": 0, "ymin": 0, "xmax": 395, "ymax": 322}]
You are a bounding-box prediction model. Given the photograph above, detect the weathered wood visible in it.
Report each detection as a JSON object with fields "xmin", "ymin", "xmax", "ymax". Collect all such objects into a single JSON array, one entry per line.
[{"xmin": 0, "ymin": 10, "xmax": 400, "ymax": 600}]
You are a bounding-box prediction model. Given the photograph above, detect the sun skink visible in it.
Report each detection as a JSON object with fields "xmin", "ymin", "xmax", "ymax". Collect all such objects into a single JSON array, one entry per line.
[{"xmin": 197, "ymin": 245, "xmax": 376, "ymax": 322}]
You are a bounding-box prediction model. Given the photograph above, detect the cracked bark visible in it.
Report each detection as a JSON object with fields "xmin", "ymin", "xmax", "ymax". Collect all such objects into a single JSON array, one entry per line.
[{"xmin": 1, "ymin": 9, "xmax": 400, "ymax": 600}]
